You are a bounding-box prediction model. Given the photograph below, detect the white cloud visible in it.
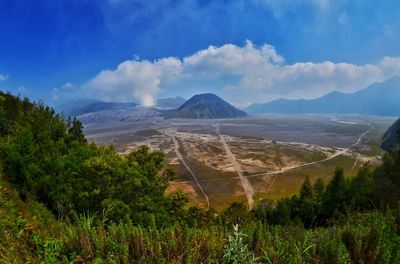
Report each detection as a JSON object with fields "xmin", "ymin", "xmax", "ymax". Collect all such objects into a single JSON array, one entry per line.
[
  {"xmin": 81, "ymin": 41, "xmax": 400, "ymax": 106},
  {"xmin": 0, "ymin": 74, "xmax": 8, "ymax": 82},
  {"xmin": 84, "ymin": 58, "xmax": 181, "ymax": 107},
  {"xmin": 183, "ymin": 41, "xmax": 284, "ymax": 76}
]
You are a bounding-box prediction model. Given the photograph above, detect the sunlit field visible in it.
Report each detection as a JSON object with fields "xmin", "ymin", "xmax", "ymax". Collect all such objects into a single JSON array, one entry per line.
[{"xmin": 83, "ymin": 114, "xmax": 395, "ymax": 210}]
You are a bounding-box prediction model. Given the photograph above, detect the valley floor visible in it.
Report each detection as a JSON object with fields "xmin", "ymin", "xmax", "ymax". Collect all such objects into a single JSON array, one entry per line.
[{"xmin": 83, "ymin": 114, "xmax": 396, "ymax": 210}]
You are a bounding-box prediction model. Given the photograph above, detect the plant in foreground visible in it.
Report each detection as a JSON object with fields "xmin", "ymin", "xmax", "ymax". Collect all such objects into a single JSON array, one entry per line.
[{"xmin": 220, "ymin": 224, "xmax": 257, "ymax": 264}]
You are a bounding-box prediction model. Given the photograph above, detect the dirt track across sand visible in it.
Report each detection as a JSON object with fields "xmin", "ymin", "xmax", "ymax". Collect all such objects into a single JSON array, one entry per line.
[
  {"xmin": 169, "ymin": 132, "xmax": 210, "ymax": 210},
  {"xmin": 215, "ymin": 124, "xmax": 255, "ymax": 210}
]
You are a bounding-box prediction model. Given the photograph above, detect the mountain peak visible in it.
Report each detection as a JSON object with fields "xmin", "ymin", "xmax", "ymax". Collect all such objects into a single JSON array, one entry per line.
[{"xmin": 167, "ymin": 93, "xmax": 246, "ymax": 119}]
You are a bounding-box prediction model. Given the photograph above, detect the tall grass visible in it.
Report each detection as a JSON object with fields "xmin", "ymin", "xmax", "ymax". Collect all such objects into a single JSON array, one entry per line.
[
  {"xmin": 2, "ymin": 178, "xmax": 400, "ymax": 263},
  {"xmin": 22, "ymin": 212, "xmax": 399, "ymax": 263}
]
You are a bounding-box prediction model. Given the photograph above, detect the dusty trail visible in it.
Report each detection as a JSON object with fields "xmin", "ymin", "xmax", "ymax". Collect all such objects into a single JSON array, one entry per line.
[
  {"xmin": 350, "ymin": 155, "xmax": 360, "ymax": 172},
  {"xmin": 246, "ymin": 124, "xmax": 372, "ymax": 179},
  {"xmin": 170, "ymin": 133, "xmax": 210, "ymax": 210},
  {"xmin": 260, "ymin": 119, "xmax": 373, "ymax": 195},
  {"xmin": 215, "ymin": 124, "xmax": 255, "ymax": 210},
  {"xmin": 175, "ymin": 177, "xmax": 240, "ymax": 184}
]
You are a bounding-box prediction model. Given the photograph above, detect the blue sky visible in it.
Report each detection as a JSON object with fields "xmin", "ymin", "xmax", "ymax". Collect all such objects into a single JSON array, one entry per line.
[{"xmin": 1, "ymin": 0, "xmax": 400, "ymax": 106}]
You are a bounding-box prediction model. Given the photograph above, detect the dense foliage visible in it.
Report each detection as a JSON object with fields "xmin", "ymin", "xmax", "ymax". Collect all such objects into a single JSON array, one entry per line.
[
  {"xmin": 2, "ymin": 180, "xmax": 400, "ymax": 263},
  {"xmin": 1, "ymin": 91, "xmax": 400, "ymax": 263},
  {"xmin": 0, "ymin": 92, "xmax": 189, "ymax": 227},
  {"xmin": 249, "ymin": 146, "xmax": 400, "ymax": 229}
]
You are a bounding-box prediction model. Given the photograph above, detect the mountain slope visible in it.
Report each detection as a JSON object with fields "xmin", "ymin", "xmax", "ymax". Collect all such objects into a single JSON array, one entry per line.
[
  {"xmin": 246, "ymin": 77, "xmax": 400, "ymax": 116},
  {"xmin": 56, "ymin": 99, "xmax": 137, "ymax": 116},
  {"xmin": 381, "ymin": 118, "xmax": 400, "ymax": 150},
  {"xmin": 166, "ymin": 93, "xmax": 247, "ymax": 119},
  {"xmin": 156, "ymin": 96, "xmax": 186, "ymax": 109}
]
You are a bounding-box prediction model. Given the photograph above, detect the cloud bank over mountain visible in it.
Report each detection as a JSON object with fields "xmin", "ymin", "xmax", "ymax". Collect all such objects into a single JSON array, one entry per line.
[{"xmin": 78, "ymin": 41, "xmax": 400, "ymax": 107}]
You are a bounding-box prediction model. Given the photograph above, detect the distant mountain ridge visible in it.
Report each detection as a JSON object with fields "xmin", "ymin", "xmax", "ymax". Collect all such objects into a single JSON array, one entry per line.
[
  {"xmin": 55, "ymin": 94, "xmax": 245, "ymax": 120},
  {"xmin": 166, "ymin": 93, "xmax": 247, "ymax": 119},
  {"xmin": 56, "ymin": 99, "xmax": 138, "ymax": 116},
  {"xmin": 246, "ymin": 77, "xmax": 400, "ymax": 116},
  {"xmin": 381, "ymin": 118, "xmax": 400, "ymax": 150},
  {"xmin": 57, "ymin": 96, "xmax": 187, "ymax": 117}
]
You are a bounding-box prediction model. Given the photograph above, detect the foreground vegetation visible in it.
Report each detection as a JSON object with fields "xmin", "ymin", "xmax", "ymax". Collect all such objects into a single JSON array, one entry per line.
[
  {"xmin": 2, "ymin": 176, "xmax": 400, "ymax": 263},
  {"xmin": 1, "ymin": 91, "xmax": 400, "ymax": 263}
]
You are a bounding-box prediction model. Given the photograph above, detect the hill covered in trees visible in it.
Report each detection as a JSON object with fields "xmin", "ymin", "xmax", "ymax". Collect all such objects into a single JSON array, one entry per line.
[
  {"xmin": 0, "ymin": 92, "xmax": 189, "ymax": 226},
  {"xmin": 1, "ymin": 91, "xmax": 400, "ymax": 263}
]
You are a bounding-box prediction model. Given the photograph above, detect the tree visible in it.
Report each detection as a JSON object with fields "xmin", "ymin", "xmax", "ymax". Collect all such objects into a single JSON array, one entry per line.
[
  {"xmin": 321, "ymin": 168, "xmax": 348, "ymax": 221},
  {"xmin": 347, "ymin": 165, "xmax": 374, "ymax": 211},
  {"xmin": 373, "ymin": 149, "xmax": 400, "ymax": 208},
  {"xmin": 272, "ymin": 198, "xmax": 292, "ymax": 225},
  {"xmin": 297, "ymin": 177, "xmax": 316, "ymax": 227},
  {"xmin": 66, "ymin": 117, "xmax": 86, "ymax": 144},
  {"xmin": 0, "ymin": 93, "xmax": 187, "ymax": 227},
  {"xmin": 0, "ymin": 95, "xmax": 6, "ymax": 135},
  {"xmin": 313, "ymin": 178, "xmax": 325, "ymax": 206}
]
